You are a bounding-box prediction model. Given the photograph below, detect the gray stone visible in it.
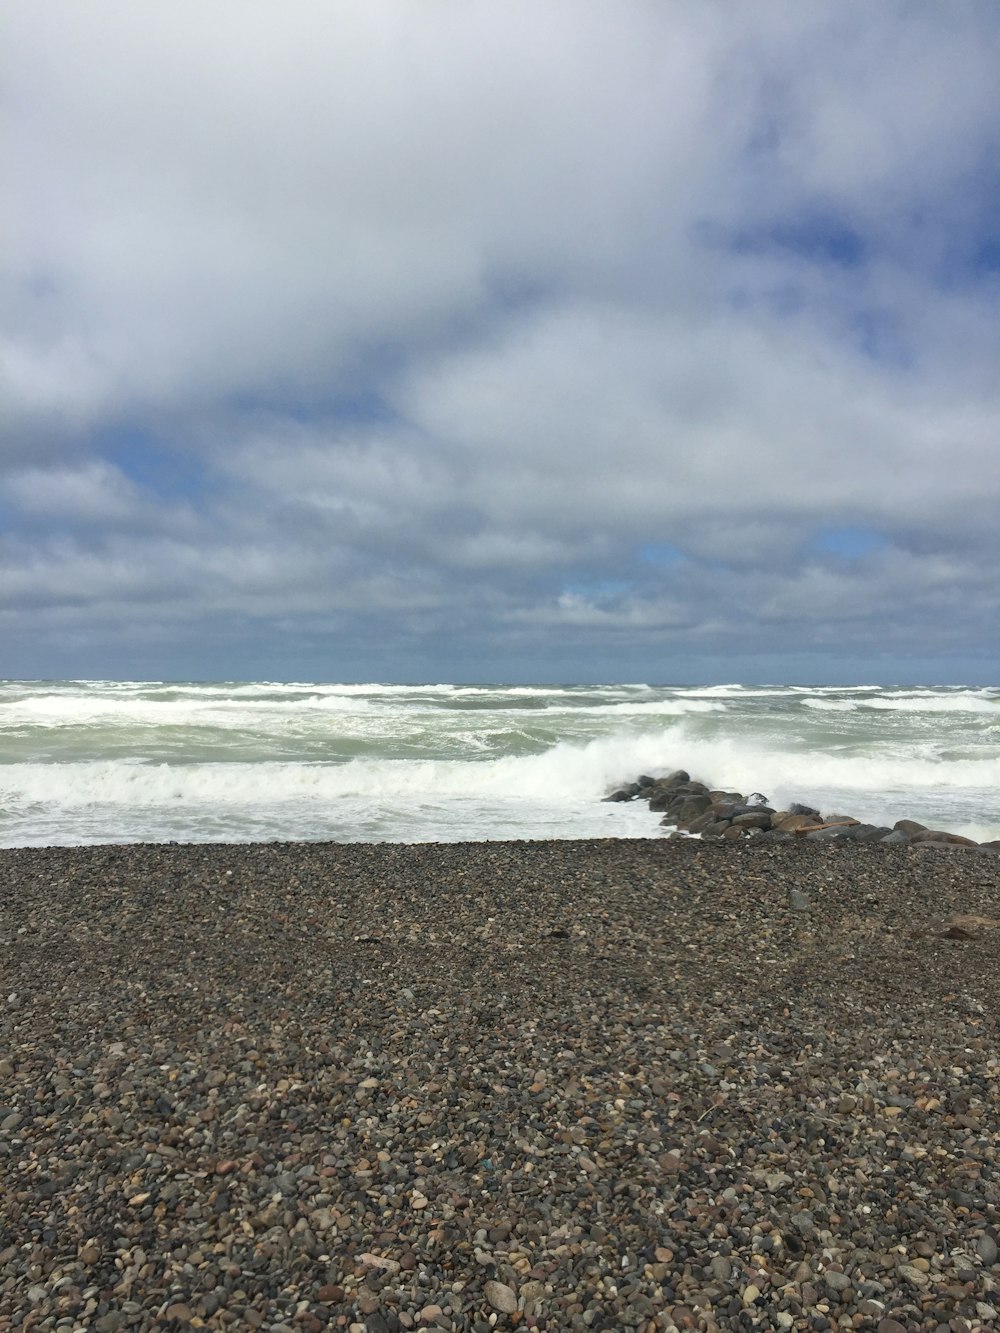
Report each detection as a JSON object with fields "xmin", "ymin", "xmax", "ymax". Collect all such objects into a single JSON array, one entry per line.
[
  {"xmin": 731, "ymin": 811, "xmax": 773, "ymax": 830},
  {"xmin": 484, "ymin": 1280, "xmax": 517, "ymax": 1314}
]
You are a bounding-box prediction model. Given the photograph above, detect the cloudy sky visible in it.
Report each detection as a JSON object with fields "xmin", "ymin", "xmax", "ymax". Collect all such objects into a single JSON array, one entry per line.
[{"xmin": 4, "ymin": 2, "xmax": 1000, "ymax": 683}]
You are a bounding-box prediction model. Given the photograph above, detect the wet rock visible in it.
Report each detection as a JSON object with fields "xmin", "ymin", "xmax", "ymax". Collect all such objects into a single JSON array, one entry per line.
[{"xmin": 894, "ymin": 818, "xmax": 928, "ymax": 835}]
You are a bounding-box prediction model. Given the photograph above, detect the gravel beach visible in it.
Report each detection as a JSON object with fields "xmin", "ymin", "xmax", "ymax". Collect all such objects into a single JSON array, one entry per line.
[{"xmin": 2, "ymin": 838, "xmax": 999, "ymax": 1332}]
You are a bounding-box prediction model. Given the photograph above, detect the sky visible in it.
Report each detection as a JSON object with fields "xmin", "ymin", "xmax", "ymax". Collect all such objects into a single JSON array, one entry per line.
[{"xmin": 3, "ymin": 1, "xmax": 1000, "ymax": 684}]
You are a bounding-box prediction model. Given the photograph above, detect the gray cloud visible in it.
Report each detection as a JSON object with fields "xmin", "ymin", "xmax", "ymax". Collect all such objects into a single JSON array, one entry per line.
[{"xmin": 3, "ymin": 1, "xmax": 999, "ymax": 681}]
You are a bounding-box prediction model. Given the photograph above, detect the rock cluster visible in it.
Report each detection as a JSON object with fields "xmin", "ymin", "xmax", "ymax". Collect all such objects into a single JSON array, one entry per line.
[
  {"xmin": 2, "ymin": 839, "xmax": 1000, "ymax": 1332},
  {"xmin": 605, "ymin": 771, "xmax": 1000, "ymax": 852}
]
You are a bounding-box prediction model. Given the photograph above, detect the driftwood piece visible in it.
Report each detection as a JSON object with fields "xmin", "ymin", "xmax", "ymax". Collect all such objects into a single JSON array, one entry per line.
[{"xmin": 792, "ymin": 820, "xmax": 860, "ymax": 835}]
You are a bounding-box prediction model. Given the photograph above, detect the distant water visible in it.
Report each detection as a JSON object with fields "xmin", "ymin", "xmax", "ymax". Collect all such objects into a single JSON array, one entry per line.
[{"xmin": 1, "ymin": 680, "xmax": 998, "ymax": 847}]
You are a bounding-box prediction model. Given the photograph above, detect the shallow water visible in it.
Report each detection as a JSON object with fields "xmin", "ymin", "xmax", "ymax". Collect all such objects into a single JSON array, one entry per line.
[{"xmin": 1, "ymin": 680, "xmax": 998, "ymax": 846}]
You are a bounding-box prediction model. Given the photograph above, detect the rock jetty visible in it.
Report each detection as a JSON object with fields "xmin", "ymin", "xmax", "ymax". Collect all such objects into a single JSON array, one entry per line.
[{"xmin": 605, "ymin": 770, "xmax": 1000, "ymax": 852}]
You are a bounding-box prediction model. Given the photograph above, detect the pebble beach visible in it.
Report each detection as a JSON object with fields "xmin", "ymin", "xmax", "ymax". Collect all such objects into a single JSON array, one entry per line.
[{"xmin": 2, "ymin": 838, "xmax": 999, "ymax": 1332}]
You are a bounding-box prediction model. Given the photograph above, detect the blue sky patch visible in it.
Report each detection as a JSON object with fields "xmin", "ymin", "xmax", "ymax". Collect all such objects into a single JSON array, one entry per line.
[
  {"xmin": 810, "ymin": 526, "xmax": 890, "ymax": 559},
  {"xmin": 729, "ymin": 213, "xmax": 867, "ymax": 269},
  {"xmin": 103, "ymin": 426, "xmax": 213, "ymax": 504},
  {"xmin": 636, "ymin": 543, "xmax": 685, "ymax": 567}
]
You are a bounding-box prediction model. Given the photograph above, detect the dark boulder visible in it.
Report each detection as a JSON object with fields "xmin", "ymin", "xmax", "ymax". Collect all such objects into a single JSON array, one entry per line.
[
  {"xmin": 908, "ymin": 829, "xmax": 979, "ymax": 847},
  {"xmin": 702, "ymin": 819, "xmax": 732, "ymax": 838},
  {"xmin": 773, "ymin": 813, "xmax": 823, "ymax": 833},
  {"xmin": 686, "ymin": 809, "xmax": 722, "ymax": 834},
  {"xmin": 603, "ymin": 786, "xmax": 638, "ymax": 803},
  {"xmin": 676, "ymin": 794, "xmax": 714, "ymax": 824},
  {"xmin": 854, "ymin": 825, "xmax": 894, "ymax": 842},
  {"xmin": 731, "ymin": 811, "xmax": 774, "ymax": 831},
  {"xmin": 806, "ymin": 824, "xmax": 868, "ymax": 840},
  {"xmin": 894, "ymin": 818, "xmax": 928, "ymax": 835}
]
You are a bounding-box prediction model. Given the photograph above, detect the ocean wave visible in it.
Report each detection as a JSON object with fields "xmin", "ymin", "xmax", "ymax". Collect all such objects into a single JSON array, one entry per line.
[
  {"xmin": 0, "ymin": 692, "xmax": 377, "ymax": 729},
  {"xmin": 4, "ymin": 722, "xmax": 999, "ymax": 808},
  {"xmin": 801, "ymin": 698, "xmax": 858, "ymax": 711},
  {"xmin": 861, "ymin": 693, "xmax": 998, "ymax": 714},
  {"xmin": 546, "ymin": 699, "xmax": 727, "ymax": 716}
]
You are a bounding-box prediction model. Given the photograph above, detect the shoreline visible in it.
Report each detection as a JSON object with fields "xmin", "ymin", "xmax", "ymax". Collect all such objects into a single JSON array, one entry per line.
[{"xmin": 2, "ymin": 839, "xmax": 999, "ymax": 1331}]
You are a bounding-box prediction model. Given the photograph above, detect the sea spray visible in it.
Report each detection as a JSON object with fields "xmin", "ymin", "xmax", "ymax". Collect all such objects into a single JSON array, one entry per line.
[{"xmin": 1, "ymin": 680, "xmax": 997, "ymax": 846}]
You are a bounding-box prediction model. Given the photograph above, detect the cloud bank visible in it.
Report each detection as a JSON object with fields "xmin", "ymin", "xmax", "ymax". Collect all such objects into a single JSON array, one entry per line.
[{"xmin": 3, "ymin": 1, "xmax": 1000, "ymax": 681}]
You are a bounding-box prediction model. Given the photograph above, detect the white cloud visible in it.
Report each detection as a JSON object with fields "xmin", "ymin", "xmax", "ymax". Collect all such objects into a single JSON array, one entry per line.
[
  {"xmin": 5, "ymin": 461, "xmax": 142, "ymax": 521},
  {"xmin": 2, "ymin": 1, "xmax": 999, "ymax": 677}
]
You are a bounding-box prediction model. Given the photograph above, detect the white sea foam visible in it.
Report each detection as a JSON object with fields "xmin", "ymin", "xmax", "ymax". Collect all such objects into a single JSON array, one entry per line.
[
  {"xmin": 861, "ymin": 693, "xmax": 999, "ymax": 713},
  {"xmin": 801, "ymin": 698, "xmax": 858, "ymax": 711},
  {"xmin": 544, "ymin": 699, "xmax": 727, "ymax": 716},
  {"xmin": 1, "ymin": 680, "xmax": 998, "ymax": 846}
]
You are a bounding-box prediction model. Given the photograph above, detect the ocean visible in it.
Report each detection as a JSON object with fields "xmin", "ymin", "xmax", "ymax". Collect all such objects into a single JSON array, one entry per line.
[{"xmin": 1, "ymin": 680, "xmax": 998, "ymax": 848}]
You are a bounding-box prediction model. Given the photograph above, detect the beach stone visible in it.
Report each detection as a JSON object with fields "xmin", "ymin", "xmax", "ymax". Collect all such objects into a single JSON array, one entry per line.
[
  {"xmin": 702, "ymin": 819, "xmax": 732, "ymax": 837},
  {"xmin": 909, "ymin": 829, "xmax": 979, "ymax": 846},
  {"xmin": 687, "ymin": 809, "xmax": 721, "ymax": 834},
  {"xmin": 894, "ymin": 818, "xmax": 928, "ymax": 835},
  {"xmin": 824, "ymin": 1270, "xmax": 852, "ymax": 1294},
  {"xmin": 898, "ymin": 1263, "xmax": 930, "ymax": 1287},
  {"xmin": 3, "ymin": 836, "xmax": 1000, "ymax": 1333},
  {"xmin": 775, "ymin": 814, "xmax": 823, "ymax": 833},
  {"xmin": 484, "ymin": 1280, "xmax": 517, "ymax": 1314},
  {"xmin": 788, "ymin": 889, "xmax": 810, "ymax": 912},
  {"xmin": 676, "ymin": 795, "xmax": 714, "ymax": 826},
  {"xmin": 731, "ymin": 811, "xmax": 773, "ymax": 830},
  {"xmin": 854, "ymin": 824, "xmax": 894, "ymax": 842},
  {"xmin": 977, "ymin": 1233, "xmax": 999, "ymax": 1265}
]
